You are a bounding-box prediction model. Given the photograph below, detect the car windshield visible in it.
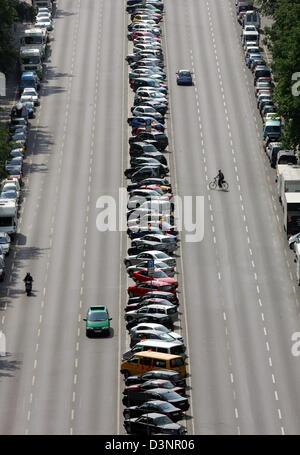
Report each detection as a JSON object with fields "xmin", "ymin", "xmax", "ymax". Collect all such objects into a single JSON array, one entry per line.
[
  {"xmin": 161, "ymin": 381, "xmax": 174, "ymax": 389},
  {"xmin": 155, "ymin": 416, "xmax": 172, "ymax": 426},
  {"xmin": 180, "ymin": 71, "xmax": 190, "ymax": 76},
  {"xmin": 161, "ymin": 391, "xmax": 179, "ymax": 399},
  {"xmin": 88, "ymin": 312, "xmax": 107, "ymax": 321},
  {"xmin": 0, "ymin": 237, "xmax": 8, "ymax": 244},
  {"xmin": 154, "ymin": 270, "xmax": 167, "ymax": 278},
  {"xmin": 155, "ymin": 325, "xmax": 168, "ymax": 333},
  {"xmin": 156, "ymin": 252, "xmax": 168, "ymax": 259},
  {"xmin": 160, "ymin": 333, "xmax": 174, "ymax": 341},
  {"xmin": 1, "ymin": 192, "xmax": 16, "ymax": 199}
]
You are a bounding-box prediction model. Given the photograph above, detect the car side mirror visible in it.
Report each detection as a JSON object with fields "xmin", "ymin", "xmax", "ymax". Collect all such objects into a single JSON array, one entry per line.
[
  {"xmin": 109, "ymin": 318, "xmax": 112, "ymax": 321},
  {"xmin": 294, "ymin": 259, "xmax": 297, "ymax": 263},
  {"xmin": 83, "ymin": 318, "xmax": 87, "ymax": 321}
]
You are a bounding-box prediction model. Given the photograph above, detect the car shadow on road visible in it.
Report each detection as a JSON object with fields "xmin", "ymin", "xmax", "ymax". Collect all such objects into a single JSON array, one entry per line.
[{"xmin": 0, "ymin": 354, "xmax": 21, "ymax": 378}]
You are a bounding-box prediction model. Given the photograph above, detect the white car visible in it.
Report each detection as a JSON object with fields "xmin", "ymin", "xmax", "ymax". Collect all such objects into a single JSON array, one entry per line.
[
  {"xmin": 20, "ymin": 94, "xmax": 37, "ymax": 109},
  {"xmin": 22, "ymin": 88, "xmax": 40, "ymax": 105},
  {"xmin": 36, "ymin": 12, "xmax": 51, "ymax": 21},
  {"xmin": 243, "ymin": 25, "xmax": 257, "ymax": 32},
  {"xmin": 0, "ymin": 233, "xmax": 11, "ymax": 255},
  {"xmin": 289, "ymin": 233, "xmax": 300, "ymax": 250},
  {"xmin": 35, "ymin": 18, "xmax": 53, "ymax": 31},
  {"xmin": 1, "ymin": 178, "xmax": 20, "ymax": 193},
  {"xmin": 2, "ymin": 183, "xmax": 20, "ymax": 199},
  {"xmin": 130, "ymin": 322, "xmax": 183, "ymax": 342},
  {"xmin": 37, "ymin": 7, "xmax": 52, "ymax": 15}
]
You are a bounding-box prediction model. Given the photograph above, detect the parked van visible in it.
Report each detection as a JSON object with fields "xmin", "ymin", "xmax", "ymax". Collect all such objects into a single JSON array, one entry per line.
[
  {"xmin": 277, "ymin": 165, "xmax": 300, "ymax": 203},
  {"xmin": 242, "ymin": 30, "xmax": 259, "ymax": 46},
  {"xmin": 123, "ymin": 339, "xmax": 187, "ymax": 361},
  {"xmin": 283, "ymin": 192, "xmax": 300, "ymax": 236},
  {"xmin": 243, "ymin": 10, "xmax": 260, "ymax": 29},
  {"xmin": 120, "ymin": 351, "xmax": 186, "ymax": 378},
  {"xmin": 263, "ymin": 120, "xmax": 281, "ymax": 140}
]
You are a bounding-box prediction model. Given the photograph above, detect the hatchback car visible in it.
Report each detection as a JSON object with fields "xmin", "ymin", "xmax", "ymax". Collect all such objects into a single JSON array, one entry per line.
[
  {"xmin": 83, "ymin": 306, "xmax": 112, "ymax": 337},
  {"xmin": 176, "ymin": 69, "xmax": 193, "ymax": 85}
]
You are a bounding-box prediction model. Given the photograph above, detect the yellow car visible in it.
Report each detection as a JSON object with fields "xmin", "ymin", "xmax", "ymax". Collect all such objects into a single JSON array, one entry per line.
[
  {"xmin": 132, "ymin": 14, "xmax": 151, "ymax": 22},
  {"xmin": 264, "ymin": 113, "xmax": 280, "ymax": 123}
]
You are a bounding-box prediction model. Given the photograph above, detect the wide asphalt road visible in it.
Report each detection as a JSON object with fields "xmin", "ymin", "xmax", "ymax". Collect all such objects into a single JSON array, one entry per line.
[
  {"xmin": 0, "ymin": 0, "xmax": 127, "ymax": 435},
  {"xmin": 1, "ymin": 0, "xmax": 300, "ymax": 436},
  {"xmin": 164, "ymin": 0, "xmax": 300, "ymax": 435}
]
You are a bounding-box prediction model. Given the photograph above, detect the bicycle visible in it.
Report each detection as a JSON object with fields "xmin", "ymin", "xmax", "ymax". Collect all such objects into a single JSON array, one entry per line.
[{"xmin": 209, "ymin": 177, "xmax": 229, "ymax": 191}]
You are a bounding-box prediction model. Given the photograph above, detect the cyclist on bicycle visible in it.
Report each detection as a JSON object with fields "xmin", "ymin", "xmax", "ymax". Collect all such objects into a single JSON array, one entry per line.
[{"xmin": 216, "ymin": 169, "xmax": 225, "ymax": 188}]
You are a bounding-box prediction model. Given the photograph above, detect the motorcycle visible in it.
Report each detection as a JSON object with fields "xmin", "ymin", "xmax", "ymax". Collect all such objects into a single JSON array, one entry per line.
[{"xmin": 25, "ymin": 281, "xmax": 32, "ymax": 296}]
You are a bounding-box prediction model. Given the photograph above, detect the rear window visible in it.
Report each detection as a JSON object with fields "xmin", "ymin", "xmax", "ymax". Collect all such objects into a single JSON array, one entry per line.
[
  {"xmin": 170, "ymin": 358, "xmax": 184, "ymax": 367},
  {"xmin": 278, "ymin": 156, "xmax": 297, "ymax": 165}
]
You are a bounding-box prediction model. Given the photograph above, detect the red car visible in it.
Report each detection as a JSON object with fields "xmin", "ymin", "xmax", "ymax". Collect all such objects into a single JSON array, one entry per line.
[
  {"xmin": 7, "ymin": 172, "xmax": 22, "ymax": 185},
  {"xmin": 132, "ymin": 268, "xmax": 178, "ymax": 286},
  {"xmin": 237, "ymin": 11, "xmax": 246, "ymax": 25},
  {"xmin": 128, "ymin": 280, "xmax": 177, "ymax": 297},
  {"xmin": 255, "ymin": 76, "xmax": 272, "ymax": 86},
  {"xmin": 124, "ymin": 379, "xmax": 186, "ymax": 396},
  {"xmin": 132, "ymin": 31, "xmax": 158, "ymax": 40}
]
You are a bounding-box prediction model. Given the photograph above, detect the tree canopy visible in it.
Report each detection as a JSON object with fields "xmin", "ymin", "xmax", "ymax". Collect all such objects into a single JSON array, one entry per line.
[
  {"xmin": 0, "ymin": 0, "xmax": 35, "ymax": 75},
  {"xmin": 262, "ymin": 0, "xmax": 300, "ymax": 149}
]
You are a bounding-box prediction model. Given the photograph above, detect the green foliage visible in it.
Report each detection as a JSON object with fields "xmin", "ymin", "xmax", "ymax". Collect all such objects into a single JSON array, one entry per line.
[
  {"xmin": 262, "ymin": 0, "xmax": 300, "ymax": 149},
  {"xmin": 256, "ymin": 0, "xmax": 279, "ymax": 16},
  {"xmin": 0, "ymin": 0, "xmax": 35, "ymax": 75},
  {"xmin": 0, "ymin": 124, "xmax": 12, "ymax": 180}
]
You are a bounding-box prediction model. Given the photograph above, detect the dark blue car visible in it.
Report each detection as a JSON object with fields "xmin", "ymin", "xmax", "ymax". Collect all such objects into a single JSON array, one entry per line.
[
  {"xmin": 128, "ymin": 116, "xmax": 164, "ymax": 132},
  {"xmin": 176, "ymin": 69, "xmax": 193, "ymax": 85}
]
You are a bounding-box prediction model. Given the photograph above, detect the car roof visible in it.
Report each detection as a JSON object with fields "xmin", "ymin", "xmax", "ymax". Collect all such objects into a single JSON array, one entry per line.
[
  {"xmin": 143, "ymin": 304, "xmax": 176, "ymax": 309},
  {"xmin": 88, "ymin": 306, "xmax": 107, "ymax": 312},
  {"xmin": 138, "ymin": 412, "xmax": 166, "ymax": 418}
]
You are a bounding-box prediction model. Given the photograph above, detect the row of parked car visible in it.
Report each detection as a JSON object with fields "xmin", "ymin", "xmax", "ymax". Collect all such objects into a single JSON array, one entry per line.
[
  {"xmin": 237, "ymin": 2, "xmax": 300, "ymax": 285},
  {"xmin": 0, "ymin": 4, "xmax": 55, "ymax": 282},
  {"xmin": 237, "ymin": 1, "xmax": 297, "ymax": 168},
  {"xmin": 117, "ymin": 0, "xmax": 189, "ymax": 436}
]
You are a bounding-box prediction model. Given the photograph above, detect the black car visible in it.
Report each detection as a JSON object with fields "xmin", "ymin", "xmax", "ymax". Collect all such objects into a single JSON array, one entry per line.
[
  {"xmin": 129, "ymin": 141, "xmax": 160, "ymax": 157},
  {"xmin": 125, "ymin": 369, "xmax": 186, "ymax": 388},
  {"xmin": 123, "ymin": 400, "xmax": 183, "ymax": 421},
  {"xmin": 131, "ymin": 152, "xmax": 167, "ymax": 167},
  {"xmin": 124, "ymin": 412, "xmax": 186, "ymax": 435},
  {"xmin": 123, "ymin": 388, "xmax": 189, "ymax": 411},
  {"xmin": 129, "ymin": 132, "xmax": 168, "ymax": 150}
]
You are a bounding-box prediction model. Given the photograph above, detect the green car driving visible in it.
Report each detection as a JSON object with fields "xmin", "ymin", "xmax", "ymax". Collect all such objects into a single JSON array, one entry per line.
[{"xmin": 84, "ymin": 306, "xmax": 112, "ymax": 337}]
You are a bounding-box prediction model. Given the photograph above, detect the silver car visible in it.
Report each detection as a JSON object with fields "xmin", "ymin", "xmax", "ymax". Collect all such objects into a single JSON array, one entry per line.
[{"xmin": 0, "ymin": 232, "xmax": 11, "ymax": 255}]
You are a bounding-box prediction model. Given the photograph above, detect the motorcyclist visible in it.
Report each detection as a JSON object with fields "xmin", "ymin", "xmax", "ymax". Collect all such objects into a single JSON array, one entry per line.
[
  {"xmin": 23, "ymin": 273, "xmax": 33, "ymax": 284},
  {"xmin": 216, "ymin": 169, "xmax": 225, "ymax": 188}
]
